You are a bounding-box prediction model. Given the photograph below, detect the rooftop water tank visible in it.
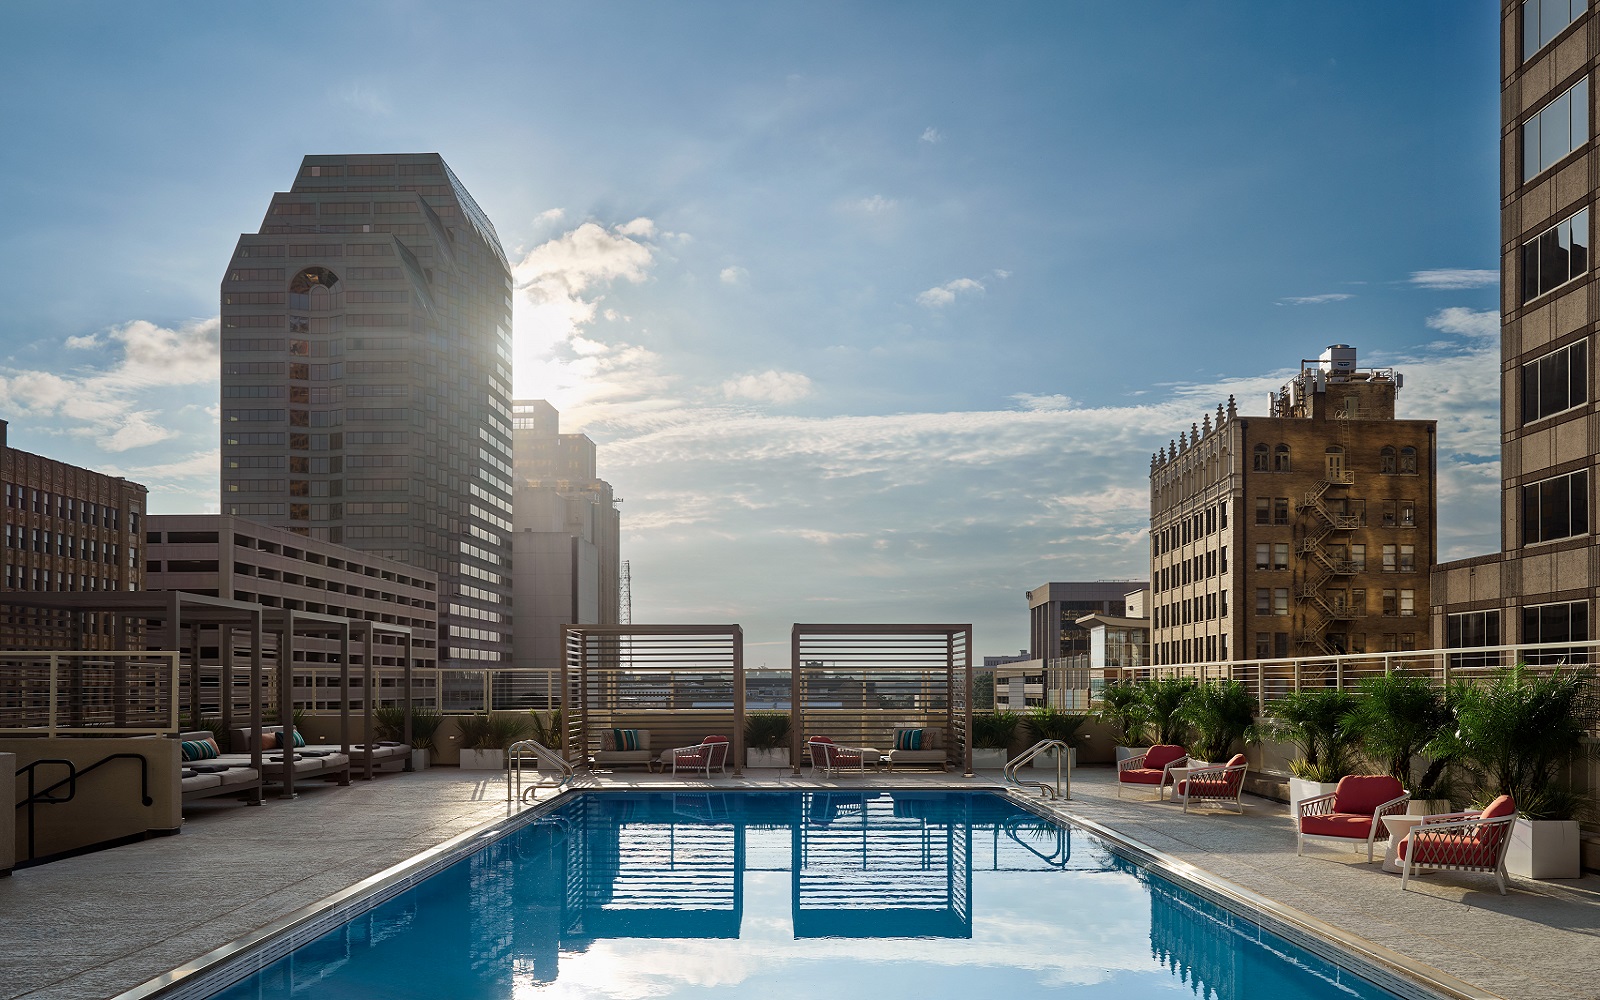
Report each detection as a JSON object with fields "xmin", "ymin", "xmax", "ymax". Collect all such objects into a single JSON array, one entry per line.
[{"xmin": 1319, "ymin": 344, "xmax": 1357, "ymax": 373}]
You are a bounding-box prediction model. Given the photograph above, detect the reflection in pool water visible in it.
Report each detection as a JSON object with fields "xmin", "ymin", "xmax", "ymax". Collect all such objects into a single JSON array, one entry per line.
[{"xmin": 213, "ymin": 790, "xmax": 1407, "ymax": 1000}]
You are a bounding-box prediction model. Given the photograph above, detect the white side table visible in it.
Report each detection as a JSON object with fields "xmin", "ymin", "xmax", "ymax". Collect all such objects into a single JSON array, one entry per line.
[{"xmin": 1380, "ymin": 814, "xmax": 1424, "ymax": 873}]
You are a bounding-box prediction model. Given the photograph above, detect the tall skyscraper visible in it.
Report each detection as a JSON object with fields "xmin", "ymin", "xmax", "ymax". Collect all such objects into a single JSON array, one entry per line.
[
  {"xmin": 1434, "ymin": 4, "xmax": 1594, "ymax": 663},
  {"xmin": 220, "ymin": 154, "xmax": 515, "ymax": 672}
]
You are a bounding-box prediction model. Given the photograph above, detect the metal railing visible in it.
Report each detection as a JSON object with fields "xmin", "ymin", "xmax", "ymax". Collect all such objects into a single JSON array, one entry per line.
[
  {"xmin": 507, "ymin": 739, "xmax": 574, "ymax": 803},
  {"xmin": 1004, "ymin": 739, "xmax": 1071, "ymax": 800},
  {"xmin": 13, "ymin": 753, "xmax": 153, "ymax": 864},
  {"xmin": 0, "ymin": 652, "xmax": 180, "ymax": 735}
]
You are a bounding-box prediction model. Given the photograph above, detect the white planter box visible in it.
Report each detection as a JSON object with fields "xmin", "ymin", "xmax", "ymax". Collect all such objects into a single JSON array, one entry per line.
[
  {"xmin": 1288, "ymin": 778, "xmax": 1339, "ymax": 817},
  {"xmin": 460, "ymin": 748, "xmax": 505, "ymax": 771},
  {"xmin": 1114, "ymin": 746, "xmax": 1149, "ymax": 764},
  {"xmin": 1406, "ymin": 798, "xmax": 1451, "ymax": 816},
  {"xmin": 971, "ymin": 748, "xmax": 1008, "ymax": 769},
  {"xmin": 1506, "ymin": 817, "xmax": 1582, "ymax": 879},
  {"xmin": 747, "ymin": 748, "xmax": 790, "ymax": 768},
  {"xmin": 1030, "ymin": 747, "xmax": 1076, "ymax": 771},
  {"xmin": 409, "ymin": 748, "xmax": 430, "ymax": 771}
]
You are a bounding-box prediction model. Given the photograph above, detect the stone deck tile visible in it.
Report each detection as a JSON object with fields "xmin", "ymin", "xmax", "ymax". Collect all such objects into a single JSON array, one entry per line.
[{"xmin": 1, "ymin": 764, "xmax": 1595, "ymax": 1000}]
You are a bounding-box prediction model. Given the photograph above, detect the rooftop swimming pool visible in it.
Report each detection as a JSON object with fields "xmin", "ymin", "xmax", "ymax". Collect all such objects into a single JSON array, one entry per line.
[{"xmin": 201, "ymin": 790, "xmax": 1427, "ymax": 1000}]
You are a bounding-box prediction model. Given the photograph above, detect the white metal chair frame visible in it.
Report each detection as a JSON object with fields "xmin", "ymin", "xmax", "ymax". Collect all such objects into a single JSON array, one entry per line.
[
  {"xmin": 662, "ymin": 738, "xmax": 729, "ymax": 777},
  {"xmin": 1399, "ymin": 809, "xmax": 1518, "ymax": 895},
  {"xmin": 1173, "ymin": 759, "xmax": 1249, "ymax": 814},
  {"xmin": 1115, "ymin": 749, "xmax": 1188, "ymax": 799},
  {"xmin": 807, "ymin": 738, "xmax": 870, "ymax": 778},
  {"xmin": 1296, "ymin": 788, "xmax": 1411, "ymax": 861}
]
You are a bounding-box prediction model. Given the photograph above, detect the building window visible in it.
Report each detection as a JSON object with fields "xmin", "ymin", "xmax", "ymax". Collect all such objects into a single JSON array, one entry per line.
[
  {"xmin": 1382, "ymin": 589, "xmax": 1398, "ymax": 616},
  {"xmin": 1447, "ymin": 610, "xmax": 1502, "ymax": 668},
  {"xmin": 1522, "ymin": 77, "xmax": 1589, "ymax": 182},
  {"xmin": 1253, "ymin": 444, "xmax": 1269, "ymax": 471},
  {"xmin": 1379, "ymin": 446, "xmax": 1397, "ymax": 474},
  {"xmin": 1255, "ymin": 588, "xmax": 1271, "ymax": 615},
  {"xmin": 1273, "ymin": 444, "xmax": 1291, "ymax": 472},
  {"xmin": 1273, "ymin": 542, "xmax": 1289, "ymax": 571},
  {"xmin": 1351, "ymin": 543, "xmax": 1366, "ymax": 572},
  {"xmin": 1274, "ymin": 632, "xmax": 1289, "ymax": 658},
  {"xmin": 1524, "ymin": 0, "xmax": 1588, "ymax": 62},
  {"xmin": 1255, "ymin": 543, "xmax": 1271, "ymax": 571},
  {"xmin": 1521, "ymin": 208, "xmax": 1590, "ymax": 301},
  {"xmin": 1273, "ymin": 498, "xmax": 1289, "ymax": 525},
  {"xmin": 1255, "ymin": 498, "xmax": 1270, "ymax": 525},
  {"xmin": 1399, "ymin": 544, "xmax": 1415, "ymax": 573},
  {"xmin": 1399, "ymin": 447, "xmax": 1417, "ymax": 474},
  {"xmin": 1400, "ymin": 500, "xmax": 1416, "ymax": 527},
  {"xmin": 1521, "ymin": 468, "xmax": 1589, "ymax": 544},
  {"xmin": 1400, "ymin": 589, "xmax": 1415, "ymax": 617},
  {"xmin": 1255, "ymin": 632, "xmax": 1272, "ymax": 658},
  {"xmin": 1522, "ymin": 600, "xmax": 1588, "ymax": 663},
  {"xmin": 1521, "ymin": 339, "xmax": 1588, "ymax": 424},
  {"xmin": 1382, "ymin": 544, "xmax": 1397, "ymax": 572},
  {"xmin": 1273, "ymin": 588, "xmax": 1289, "ymax": 616}
]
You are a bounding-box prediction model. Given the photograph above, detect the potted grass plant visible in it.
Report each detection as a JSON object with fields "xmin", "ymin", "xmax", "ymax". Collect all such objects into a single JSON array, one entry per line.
[
  {"xmin": 1096, "ymin": 680, "xmax": 1151, "ymax": 763},
  {"xmin": 457, "ymin": 712, "xmax": 534, "ymax": 770},
  {"xmin": 1178, "ymin": 680, "xmax": 1258, "ymax": 763},
  {"xmin": 408, "ymin": 707, "xmax": 443, "ymax": 770},
  {"xmin": 1438, "ymin": 665, "xmax": 1597, "ymax": 879},
  {"xmin": 970, "ymin": 711, "xmax": 1020, "ymax": 768},
  {"xmin": 1265, "ymin": 689, "xmax": 1362, "ymax": 815},
  {"xmin": 744, "ymin": 711, "xmax": 791, "ymax": 768},
  {"xmin": 1345, "ymin": 673, "xmax": 1456, "ymax": 814},
  {"xmin": 1024, "ymin": 706, "xmax": 1089, "ymax": 771},
  {"xmin": 1137, "ymin": 677, "xmax": 1197, "ymax": 749}
]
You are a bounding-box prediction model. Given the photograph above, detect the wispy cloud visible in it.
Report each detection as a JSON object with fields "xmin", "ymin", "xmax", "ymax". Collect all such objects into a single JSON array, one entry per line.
[
  {"xmin": 1426, "ymin": 306, "xmax": 1498, "ymax": 339},
  {"xmin": 1277, "ymin": 293, "xmax": 1353, "ymax": 306},
  {"xmin": 721, "ymin": 370, "xmax": 813, "ymax": 405},
  {"xmin": 720, "ymin": 265, "xmax": 748, "ymax": 285},
  {"xmin": 917, "ymin": 277, "xmax": 984, "ymax": 308},
  {"xmin": 1409, "ymin": 268, "xmax": 1498, "ymax": 290},
  {"xmin": 920, "ymin": 127, "xmax": 944, "ymax": 144},
  {"xmin": 1012, "ymin": 393, "xmax": 1076, "ymax": 411},
  {"xmin": 853, "ymin": 195, "xmax": 896, "ymax": 214}
]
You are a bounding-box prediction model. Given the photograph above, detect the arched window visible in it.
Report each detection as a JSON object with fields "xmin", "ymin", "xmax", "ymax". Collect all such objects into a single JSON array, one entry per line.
[
  {"xmin": 1399, "ymin": 446, "xmax": 1417, "ymax": 474},
  {"xmin": 288, "ymin": 267, "xmax": 342, "ymax": 311},
  {"xmin": 1253, "ymin": 443, "xmax": 1269, "ymax": 471},
  {"xmin": 1273, "ymin": 444, "xmax": 1291, "ymax": 472},
  {"xmin": 1379, "ymin": 445, "xmax": 1397, "ymax": 475}
]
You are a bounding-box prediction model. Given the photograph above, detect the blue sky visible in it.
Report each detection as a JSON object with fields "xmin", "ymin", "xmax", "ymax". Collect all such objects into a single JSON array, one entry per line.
[{"xmin": 0, "ymin": 2, "xmax": 1502, "ymax": 664}]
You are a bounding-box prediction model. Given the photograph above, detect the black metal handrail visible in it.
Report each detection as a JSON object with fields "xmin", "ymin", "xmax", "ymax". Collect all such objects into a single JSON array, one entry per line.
[{"xmin": 13, "ymin": 753, "xmax": 153, "ymax": 864}]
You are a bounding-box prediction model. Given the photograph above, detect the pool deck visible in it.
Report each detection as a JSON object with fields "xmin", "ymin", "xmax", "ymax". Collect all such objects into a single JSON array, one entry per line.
[{"xmin": 0, "ymin": 765, "xmax": 1596, "ymax": 1000}]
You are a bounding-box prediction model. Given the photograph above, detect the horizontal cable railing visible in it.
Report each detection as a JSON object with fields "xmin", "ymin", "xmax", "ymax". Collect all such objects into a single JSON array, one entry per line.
[{"xmin": 0, "ymin": 651, "xmax": 180, "ymax": 735}]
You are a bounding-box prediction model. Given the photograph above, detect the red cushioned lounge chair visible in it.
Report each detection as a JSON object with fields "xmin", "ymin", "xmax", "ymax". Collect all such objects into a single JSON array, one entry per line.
[
  {"xmin": 1116, "ymin": 744, "xmax": 1188, "ymax": 799},
  {"xmin": 1398, "ymin": 794, "xmax": 1517, "ymax": 895},
  {"xmin": 807, "ymin": 736, "xmax": 871, "ymax": 777},
  {"xmin": 1297, "ymin": 774, "xmax": 1411, "ymax": 862},
  {"xmin": 1173, "ymin": 753, "xmax": 1249, "ymax": 814},
  {"xmin": 662, "ymin": 735, "xmax": 730, "ymax": 777}
]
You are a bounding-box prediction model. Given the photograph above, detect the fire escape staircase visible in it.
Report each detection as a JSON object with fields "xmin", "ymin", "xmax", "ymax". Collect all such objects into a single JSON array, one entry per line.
[{"xmin": 1294, "ymin": 413, "xmax": 1357, "ymax": 655}]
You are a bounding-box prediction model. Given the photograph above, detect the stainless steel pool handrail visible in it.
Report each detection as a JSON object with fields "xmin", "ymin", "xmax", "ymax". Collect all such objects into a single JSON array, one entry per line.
[
  {"xmin": 1003, "ymin": 739, "xmax": 1070, "ymax": 800},
  {"xmin": 507, "ymin": 739, "xmax": 575, "ymax": 803}
]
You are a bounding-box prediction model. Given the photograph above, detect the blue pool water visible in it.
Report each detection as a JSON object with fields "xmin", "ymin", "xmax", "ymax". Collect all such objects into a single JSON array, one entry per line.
[{"xmin": 213, "ymin": 790, "xmax": 1410, "ymax": 999}]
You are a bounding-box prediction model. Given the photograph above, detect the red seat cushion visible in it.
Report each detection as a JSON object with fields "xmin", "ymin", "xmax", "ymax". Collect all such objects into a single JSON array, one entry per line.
[
  {"xmin": 1399, "ymin": 832, "xmax": 1497, "ymax": 868},
  {"xmin": 1300, "ymin": 813, "xmax": 1376, "ymax": 839},
  {"xmin": 1119, "ymin": 768, "xmax": 1168, "ymax": 785},
  {"xmin": 1332, "ymin": 775, "xmax": 1405, "ymax": 816},
  {"xmin": 1176, "ymin": 778, "xmax": 1233, "ymax": 797},
  {"xmin": 1144, "ymin": 745, "xmax": 1187, "ymax": 770}
]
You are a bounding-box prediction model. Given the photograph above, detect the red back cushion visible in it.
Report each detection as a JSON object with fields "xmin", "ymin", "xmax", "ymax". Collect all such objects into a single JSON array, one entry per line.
[
  {"xmin": 1225, "ymin": 753, "xmax": 1246, "ymax": 768},
  {"xmin": 1479, "ymin": 794, "xmax": 1516, "ymax": 820},
  {"xmin": 809, "ymin": 736, "xmax": 834, "ymax": 744},
  {"xmin": 703, "ymin": 735, "xmax": 729, "ymax": 744},
  {"xmin": 1145, "ymin": 745, "xmax": 1186, "ymax": 770},
  {"xmin": 1332, "ymin": 775, "xmax": 1405, "ymax": 816}
]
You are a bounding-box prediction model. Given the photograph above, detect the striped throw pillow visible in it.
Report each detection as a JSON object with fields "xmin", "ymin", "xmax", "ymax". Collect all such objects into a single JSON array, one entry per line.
[
  {"xmin": 894, "ymin": 729, "xmax": 924, "ymax": 751},
  {"xmin": 181, "ymin": 737, "xmax": 220, "ymax": 762},
  {"xmin": 613, "ymin": 728, "xmax": 641, "ymax": 751},
  {"xmin": 291, "ymin": 729, "xmax": 307, "ymax": 748}
]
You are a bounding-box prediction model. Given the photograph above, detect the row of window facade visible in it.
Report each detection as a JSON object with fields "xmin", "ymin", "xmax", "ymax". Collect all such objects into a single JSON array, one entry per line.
[
  {"xmin": 1154, "ymin": 546, "xmax": 1226, "ymax": 592},
  {"xmin": 1153, "ymin": 500, "xmax": 1226, "ymax": 555},
  {"xmin": 1445, "ymin": 600, "xmax": 1588, "ymax": 665},
  {"xmin": 1249, "ymin": 444, "xmax": 1417, "ymax": 474},
  {"xmin": 1255, "ymin": 587, "xmax": 1415, "ymax": 617},
  {"xmin": 1155, "ymin": 590, "xmax": 1227, "ymax": 628}
]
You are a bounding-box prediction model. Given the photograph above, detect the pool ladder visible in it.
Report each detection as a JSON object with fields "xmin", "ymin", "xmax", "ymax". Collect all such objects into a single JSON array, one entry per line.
[
  {"xmin": 1003, "ymin": 739, "xmax": 1071, "ymax": 800},
  {"xmin": 507, "ymin": 739, "xmax": 575, "ymax": 803}
]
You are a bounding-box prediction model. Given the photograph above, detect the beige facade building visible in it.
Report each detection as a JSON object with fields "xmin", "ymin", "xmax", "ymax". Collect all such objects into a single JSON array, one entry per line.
[
  {"xmin": 1432, "ymin": 3, "xmax": 1597, "ymax": 663},
  {"xmin": 0, "ymin": 420, "xmax": 148, "ymax": 649},
  {"xmin": 1150, "ymin": 347, "xmax": 1437, "ymax": 665}
]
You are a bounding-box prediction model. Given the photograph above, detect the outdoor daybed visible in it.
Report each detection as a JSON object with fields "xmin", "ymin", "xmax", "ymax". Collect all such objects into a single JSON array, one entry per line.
[
  {"xmin": 594, "ymin": 728, "xmax": 653, "ymax": 769},
  {"xmin": 884, "ymin": 727, "xmax": 949, "ymax": 771},
  {"xmin": 177, "ymin": 731, "xmax": 262, "ymax": 805},
  {"xmin": 226, "ymin": 725, "xmax": 352, "ymax": 787}
]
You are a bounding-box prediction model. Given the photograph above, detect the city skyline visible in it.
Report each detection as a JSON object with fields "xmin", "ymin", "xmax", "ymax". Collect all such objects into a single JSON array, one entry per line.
[{"xmin": 0, "ymin": 3, "xmax": 1502, "ymax": 661}]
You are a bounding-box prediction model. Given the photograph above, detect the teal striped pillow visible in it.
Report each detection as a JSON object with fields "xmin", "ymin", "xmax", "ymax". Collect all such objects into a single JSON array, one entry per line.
[
  {"xmin": 181, "ymin": 737, "xmax": 220, "ymax": 762},
  {"xmin": 291, "ymin": 729, "xmax": 306, "ymax": 748},
  {"xmin": 613, "ymin": 728, "xmax": 641, "ymax": 751},
  {"xmin": 894, "ymin": 729, "xmax": 924, "ymax": 751}
]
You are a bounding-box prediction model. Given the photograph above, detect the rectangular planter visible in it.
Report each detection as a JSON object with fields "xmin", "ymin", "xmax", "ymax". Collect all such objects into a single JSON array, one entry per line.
[
  {"xmin": 1506, "ymin": 817, "xmax": 1581, "ymax": 879},
  {"xmin": 459, "ymin": 748, "xmax": 504, "ymax": 771},
  {"xmin": 1288, "ymin": 778, "xmax": 1339, "ymax": 819},
  {"xmin": 1406, "ymin": 798, "xmax": 1451, "ymax": 816},
  {"xmin": 747, "ymin": 748, "xmax": 790, "ymax": 769},
  {"xmin": 971, "ymin": 748, "xmax": 1008, "ymax": 769},
  {"xmin": 1030, "ymin": 747, "xmax": 1076, "ymax": 771},
  {"xmin": 1114, "ymin": 745, "xmax": 1150, "ymax": 764},
  {"xmin": 410, "ymin": 748, "xmax": 430, "ymax": 771}
]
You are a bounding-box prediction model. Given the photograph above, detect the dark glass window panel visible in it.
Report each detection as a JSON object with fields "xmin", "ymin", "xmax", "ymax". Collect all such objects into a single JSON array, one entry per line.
[
  {"xmin": 1569, "ymin": 208, "xmax": 1589, "ymax": 276},
  {"xmin": 1573, "ymin": 469, "xmax": 1589, "ymax": 535},
  {"xmin": 1524, "ymin": 117, "xmax": 1542, "ymax": 181},
  {"xmin": 1523, "ymin": 241, "xmax": 1542, "ymax": 301},
  {"xmin": 1541, "ymin": 90, "xmax": 1570, "ymax": 168},
  {"xmin": 1571, "ymin": 340, "xmax": 1588, "ymax": 407},
  {"xmin": 1522, "ymin": 482, "xmax": 1541, "ymax": 543},
  {"xmin": 1541, "ymin": 350, "xmax": 1565, "ymax": 413}
]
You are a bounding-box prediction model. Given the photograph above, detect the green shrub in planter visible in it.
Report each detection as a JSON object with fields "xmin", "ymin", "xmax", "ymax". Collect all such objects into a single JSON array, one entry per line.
[
  {"xmin": 1024, "ymin": 706, "xmax": 1090, "ymax": 747},
  {"xmin": 971, "ymin": 711, "xmax": 1020, "ymax": 749},
  {"xmin": 1178, "ymin": 680, "xmax": 1257, "ymax": 762},
  {"xmin": 1266, "ymin": 689, "xmax": 1361, "ymax": 781},
  {"xmin": 744, "ymin": 711, "xmax": 790, "ymax": 749},
  {"xmin": 1137, "ymin": 677, "xmax": 1197, "ymax": 746},
  {"xmin": 1345, "ymin": 673, "xmax": 1455, "ymax": 800},
  {"xmin": 1096, "ymin": 681, "xmax": 1151, "ymax": 746}
]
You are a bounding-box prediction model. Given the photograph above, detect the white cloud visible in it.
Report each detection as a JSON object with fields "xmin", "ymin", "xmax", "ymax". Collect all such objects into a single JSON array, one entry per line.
[
  {"xmin": 533, "ymin": 207, "xmax": 565, "ymax": 226},
  {"xmin": 1012, "ymin": 393, "xmax": 1076, "ymax": 411},
  {"xmin": 1425, "ymin": 306, "xmax": 1498, "ymax": 339},
  {"xmin": 720, "ymin": 266, "xmax": 748, "ymax": 285},
  {"xmin": 992, "ymin": 269, "xmax": 1012, "ymax": 280},
  {"xmin": 65, "ymin": 334, "xmax": 99, "ymax": 350},
  {"xmin": 918, "ymin": 277, "xmax": 985, "ymax": 308},
  {"xmin": 1409, "ymin": 268, "xmax": 1498, "ymax": 290},
  {"xmin": 920, "ymin": 127, "xmax": 944, "ymax": 144},
  {"xmin": 854, "ymin": 195, "xmax": 896, "ymax": 214},
  {"xmin": 721, "ymin": 370, "xmax": 813, "ymax": 405},
  {"xmin": 1277, "ymin": 293, "xmax": 1354, "ymax": 306}
]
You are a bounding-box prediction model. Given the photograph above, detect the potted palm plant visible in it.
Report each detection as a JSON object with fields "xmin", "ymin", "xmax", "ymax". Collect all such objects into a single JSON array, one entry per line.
[
  {"xmin": 744, "ymin": 711, "xmax": 791, "ymax": 768},
  {"xmin": 1345, "ymin": 673, "xmax": 1456, "ymax": 814},
  {"xmin": 1265, "ymin": 689, "xmax": 1362, "ymax": 815},
  {"xmin": 1024, "ymin": 706, "xmax": 1090, "ymax": 770},
  {"xmin": 1439, "ymin": 665, "xmax": 1597, "ymax": 879},
  {"xmin": 457, "ymin": 712, "xmax": 534, "ymax": 770},
  {"xmin": 1178, "ymin": 680, "xmax": 1257, "ymax": 763},
  {"xmin": 970, "ymin": 711, "xmax": 1020, "ymax": 768},
  {"xmin": 1096, "ymin": 680, "xmax": 1151, "ymax": 763},
  {"xmin": 1137, "ymin": 677, "xmax": 1197, "ymax": 748},
  {"xmin": 375, "ymin": 704, "xmax": 443, "ymax": 770}
]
